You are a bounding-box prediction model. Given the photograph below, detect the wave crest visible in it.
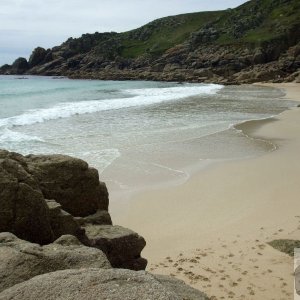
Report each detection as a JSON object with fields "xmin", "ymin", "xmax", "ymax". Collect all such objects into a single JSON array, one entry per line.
[{"xmin": 0, "ymin": 84, "xmax": 223, "ymax": 127}]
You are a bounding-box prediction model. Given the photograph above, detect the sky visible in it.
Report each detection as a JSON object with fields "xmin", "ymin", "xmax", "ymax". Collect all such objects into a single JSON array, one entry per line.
[{"xmin": 0, "ymin": 0, "xmax": 248, "ymax": 66}]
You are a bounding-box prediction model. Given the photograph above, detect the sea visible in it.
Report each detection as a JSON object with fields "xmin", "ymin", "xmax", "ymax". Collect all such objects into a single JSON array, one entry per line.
[{"xmin": 0, "ymin": 75, "xmax": 295, "ymax": 196}]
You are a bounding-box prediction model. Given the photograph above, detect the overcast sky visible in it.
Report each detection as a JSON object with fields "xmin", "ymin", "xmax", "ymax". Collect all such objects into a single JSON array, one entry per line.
[{"xmin": 0, "ymin": 0, "xmax": 247, "ymax": 66}]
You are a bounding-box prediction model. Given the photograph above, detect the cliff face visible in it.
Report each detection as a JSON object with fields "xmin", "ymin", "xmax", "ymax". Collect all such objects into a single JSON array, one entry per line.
[{"xmin": 1, "ymin": 0, "xmax": 300, "ymax": 83}]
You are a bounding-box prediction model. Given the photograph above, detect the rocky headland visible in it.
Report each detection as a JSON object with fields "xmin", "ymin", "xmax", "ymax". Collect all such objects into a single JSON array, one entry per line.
[
  {"xmin": 1, "ymin": 0, "xmax": 299, "ymax": 84},
  {"xmin": 0, "ymin": 149, "xmax": 208, "ymax": 299}
]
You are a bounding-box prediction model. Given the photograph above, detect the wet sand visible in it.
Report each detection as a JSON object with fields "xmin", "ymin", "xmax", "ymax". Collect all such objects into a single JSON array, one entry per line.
[{"xmin": 113, "ymin": 82, "xmax": 300, "ymax": 299}]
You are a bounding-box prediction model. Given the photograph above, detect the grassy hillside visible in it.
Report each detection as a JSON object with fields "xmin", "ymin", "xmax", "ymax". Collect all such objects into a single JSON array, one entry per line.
[
  {"xmin": 116, "ymin": 0, "xmax": 300, "ymax": 58},
  {"xmin": 120, "ymin": 11, "xmax": 224, "ymax": 58},
  {"xmin": 2, "ymin": 0, "xmax": 299, "ymax": 82}
]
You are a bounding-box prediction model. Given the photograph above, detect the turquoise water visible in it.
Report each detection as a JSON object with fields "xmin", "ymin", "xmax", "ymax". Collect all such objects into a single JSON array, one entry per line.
[{"xmin": 0, "ymin": 75, "xmax": 294, "ymax": 192}]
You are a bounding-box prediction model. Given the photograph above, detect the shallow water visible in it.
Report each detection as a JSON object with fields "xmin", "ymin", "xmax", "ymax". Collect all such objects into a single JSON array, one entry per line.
[{"xmin": 0, "ymin": 75, "xmax": 295, "ymax": 194}]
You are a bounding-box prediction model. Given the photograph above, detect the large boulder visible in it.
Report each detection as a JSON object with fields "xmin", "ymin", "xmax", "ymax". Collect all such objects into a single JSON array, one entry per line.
[
  {"xmin": 0, "ymin": 151, "xmax": 54, "ymax": 244},
  {"xmin": 26, "ymin": 154, "xmax": 109, "ymax": 217},
  {"xmin": 0, "ymin": 149, "xmax": 147, "ymax": 271},
  {"xmin": 85, "ymin": 224, "xmax": 147, "ymax": 270},
  {"xmin": 0, "ymin": 233, "xmax": 111, "ymax": 293},
  {"xmin": 0, "ymin": 268, "xmax": 209, "ymax": 300},
  {"xmin": 0, "ymin": 150, "xmax": 110, "ymax": 245}
]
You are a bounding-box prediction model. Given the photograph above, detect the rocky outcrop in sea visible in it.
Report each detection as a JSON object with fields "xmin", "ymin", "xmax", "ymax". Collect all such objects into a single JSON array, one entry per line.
[{"xmin": 0, "ymin": 149, "xmax": 208, "ymax": 299}]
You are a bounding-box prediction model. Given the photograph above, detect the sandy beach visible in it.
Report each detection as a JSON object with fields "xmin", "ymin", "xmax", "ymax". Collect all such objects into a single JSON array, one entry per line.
[{"xmin": 113, "ymin": 82, "xmax": 300, "ymax": 299}]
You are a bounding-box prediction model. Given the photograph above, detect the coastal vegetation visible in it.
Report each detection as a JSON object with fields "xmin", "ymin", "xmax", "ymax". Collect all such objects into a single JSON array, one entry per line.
[{"xmin": 1, "ymin": 0, "xmax": 299, "ymax": 83}]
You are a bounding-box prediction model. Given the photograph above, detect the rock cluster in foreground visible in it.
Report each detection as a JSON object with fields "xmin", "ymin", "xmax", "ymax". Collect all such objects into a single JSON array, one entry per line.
[{"xmin": 0, "ymin": 149, "xmax": 208, "ymax": 299}]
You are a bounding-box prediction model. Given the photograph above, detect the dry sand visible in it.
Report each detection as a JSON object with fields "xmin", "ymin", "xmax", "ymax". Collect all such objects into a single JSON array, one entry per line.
[{"xmin": 113, "ymin": 82, "xmax": 300, "ymax": 300}]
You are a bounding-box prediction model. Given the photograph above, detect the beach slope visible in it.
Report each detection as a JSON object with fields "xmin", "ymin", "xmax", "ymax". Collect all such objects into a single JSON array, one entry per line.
[{"xmin": 114, "ymin": 83, "xmax": 300, "ymax": 299}]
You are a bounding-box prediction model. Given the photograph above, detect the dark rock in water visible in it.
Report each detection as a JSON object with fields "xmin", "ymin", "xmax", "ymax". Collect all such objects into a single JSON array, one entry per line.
[
  {"xmin": 0, "ymin": 268, "xmax": 209, "ymax": 300},
  {"xmin": 28, "ymin": 47, "xmax": 47, "ymax": 67},
  {"xmin": 11, "ymin": 57, "xmax": 29, "ymax": 74},
  {"xmin": 85, "ymin": 224, "xmax": 147, "ymax": 271},
  {"xmin": 0, "ymin": 233, "xmax": 111, "ymax": 293},
  {"xmin": 26, "ymin": 154, "xmax": 109, "ymax": 217}
]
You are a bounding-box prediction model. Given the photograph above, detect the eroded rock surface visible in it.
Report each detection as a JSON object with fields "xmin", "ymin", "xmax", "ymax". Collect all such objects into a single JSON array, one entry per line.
[
  {"xmin": 0, "ymin": 268, "xmax": 209, "ymax": 300},
  {"xmin": 0, "ymin": 233, "xmax": 110, "ymax": 293},
  {"xmin": 85, "ymin": 225, "xmax": 147, "ymax": 271},
  {"xmin": 26, "ymin": 154, "xmax": 109, "ymax": 217},
  {"xmin": 0, "ymin": 150, "xmax": 111, "ymax": 244},
  {"xmin": 0, "ymin": 150, "xmax": 54, "ymax": 244},
  {"xmin": 0, "ymin": 149, "xmax": 147, "ymax": 270}
]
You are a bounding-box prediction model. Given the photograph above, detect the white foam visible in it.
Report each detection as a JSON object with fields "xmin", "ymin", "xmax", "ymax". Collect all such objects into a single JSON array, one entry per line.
[
  {"xmin": 78, "ymin": 148, "xmax": 121, "ymax": 173},
  {"xmin": 0, "ymin": 128, "xmax": 44, "ymax": 143},
  {"xmin": 0, "ymin": 84, "xmax": 223, "ymax": 127}
]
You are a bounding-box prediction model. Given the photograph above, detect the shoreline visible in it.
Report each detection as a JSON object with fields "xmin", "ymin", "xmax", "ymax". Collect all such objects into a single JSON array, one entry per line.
[
  {"xmin": 109, "ymin": 85, "xmax": 293, "ymax": 217},
  {"xmin": 113, "ymin": 82, "xmax": 300, "ymax": 300}
]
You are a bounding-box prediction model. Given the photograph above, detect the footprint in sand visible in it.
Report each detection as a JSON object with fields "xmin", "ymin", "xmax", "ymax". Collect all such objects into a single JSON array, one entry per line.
[
  {"xmin": 204, "ymin": 267, "xmax": 216, "ymax": 274},
  {"xmin": 229, "ymin": 281, "xmax": 238, "ymax": 287},
  {"xmin": 249, "ymin": 258, "xmax": 258, "ymax": 262}
]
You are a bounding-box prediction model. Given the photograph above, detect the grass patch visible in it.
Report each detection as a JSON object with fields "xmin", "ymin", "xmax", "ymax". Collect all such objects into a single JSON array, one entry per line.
[{"xmin": 120, "ymin": 11, "xmax": 224, "ymax": 58}]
